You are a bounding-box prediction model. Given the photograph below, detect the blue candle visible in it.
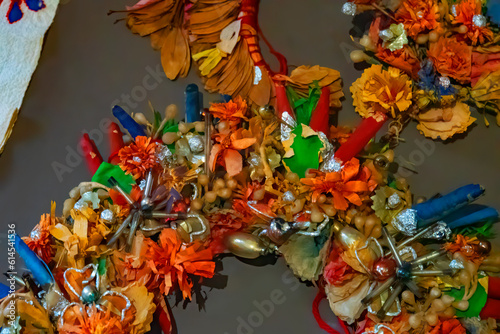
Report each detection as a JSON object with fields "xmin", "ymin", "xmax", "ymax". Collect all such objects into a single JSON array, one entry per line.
[
  {"xmin": 14, "ymin": 234, "xmax": 53, "ymax": 287},
  {"xmin": 185, "ymin": 84, "xmax": 202, "ymax": 123},
  {"xmin": 443, "ymin": 204, "xmax": 499, "ymax": 229},
  {"xmin": 415, "ymin": 184, "xmax": 484, "ymax": 228},
  {"xmin": 112, "ymin": 105, "xmax": 146, "ymax": 139}
]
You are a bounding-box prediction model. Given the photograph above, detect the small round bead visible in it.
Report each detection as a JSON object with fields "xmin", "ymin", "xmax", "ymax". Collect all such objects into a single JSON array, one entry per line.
[
  {"xmin": 198, "ymin": 174, "xmax": 209, "ymax": 186},
  {"xmin": 218, "ymin": 188, "xmax": 232, "ymax": 199},
  {"xmin": 204, "ymin": 191, "xmax": 217, "ymax": 203},
  {"xmin": 213, "ymin": 178, "xmax": 226, "ymax": 190}
]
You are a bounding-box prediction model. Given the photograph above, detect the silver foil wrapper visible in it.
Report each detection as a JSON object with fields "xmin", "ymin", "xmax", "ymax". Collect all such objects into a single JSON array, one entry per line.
[
  {"xmin": 188, "ymin": 135, "xmax": 205, "ymax": 154},
  {"xmin": 100, "ymin": 209, "xmax": 114, "ymax": 222},
  {"xmin": 472, "ymin": 14, "xmax": 487, "ymax": 28},
  {"xmin": 438, "ymin": 76, "xmax": 450, "ymax": 89},
  {"xmin": 280, "ymin": 111, "xmax": 297, "ymax": 142},
  {"xmin": 392, "ymin": 208, "xmax": 417, "ymax": 236},
  {"xmin": 379, "ymin": 29, "xmax": 394, "ymax": 42},
  {"xmin": 449, "ymin": 259, "xmax": 465, "ymax": 270},
  {"xmin": 421, "ymin": 221, "xmax": 451, "ymax": 240},
  {"xmin": 282, "ymin": 190, "xmax": 295, "ymax": 202},
  {"xmin": 342, "ymin": 2, "xmax": 356, "ymax": 16},
  {"xmin": 386, "ymin": 193, "xmax": 401, "ymax": 209}
]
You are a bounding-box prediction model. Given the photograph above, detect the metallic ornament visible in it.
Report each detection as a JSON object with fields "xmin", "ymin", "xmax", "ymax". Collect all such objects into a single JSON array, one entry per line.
[
  {"xmin": 472, "ymin": 14, "xmax": 487, "ymax": 28},
  {"xmin": 224, "ymin": 232, "xmax": 268, "ymax": 259},
  {"xmin": 321, "ymin": 151, "xmax": 342, "ymax": 173},
  {"xmin": 132, "ymin": 156, "xmax": 142, "ymax": 163},
  {"xmin": 81, "ymin": 285, "xmax": 100, "ymax": 304},
  {"xmin": 188, "ymin": 135, "xmax": 205, "ymax": 154},
  {"xmin": 280, "ymin": 111, "xmax": 297, "ymax": 142},
  {"xmin": 372, "ymin": 257, "xmax": 397, "ymax": 281},
  {"xmin": 342, "ymin": 2, "xmax": 356, "ymax": 16},
  {"xmin": 267, "ymin": 217, "xmax": 294, "ymax": 245},
  {"xmin": 421, "ymin": 221, "xmax": 451, "ymax": 240},
  {"xmin": 477, "ymin": 240, "xmax": 492, "ymax": 255}
]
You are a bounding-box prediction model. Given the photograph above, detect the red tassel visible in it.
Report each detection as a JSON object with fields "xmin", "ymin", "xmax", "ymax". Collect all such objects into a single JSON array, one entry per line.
[
  {"xmin": 334, "ymin": 115, "xmax": 387, "ymax": 164},
  {"xmin": 80, "ymin": 133, "xmax": 103, "ymax": 175},
  {"xmin": 309, "ymin": 86, "xmax": 330, "ymax": 135},
  {"xmin": 312, "ymin": 290, "xmax": 349, "ymax": 334},
  {"xmin": 108, "ymin": 122, "xmax": 124, "ymax": 164},
  {"xmin": 275, "ymin": 84, "xmax": 295, "ymax": 120}
]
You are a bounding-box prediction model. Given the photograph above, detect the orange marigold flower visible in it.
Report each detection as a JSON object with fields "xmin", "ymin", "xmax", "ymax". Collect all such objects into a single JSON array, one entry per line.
[
  {"xmin": 146, "ymin": 229, "xmax": 215, "ymax": 300},
  {"xmin": 300, "ymin": 158, "xmax": 376, "ymax": 211},
  {"xmin": 427, "ymin": 37, "xmax": 472, "ymax": 84},
  {"xmin": 376, "ymin": 45, "xmax": 421, "ymax": 79},
  {"xmin": 59, "ymin": 304, "xmax": 123, "ymax": 334},
  {"xmin": 395, "ymin": 0, "xmax": 440, "ymax": 38},
  {"xmin": 209, "ymin": 128, "xmax": 256, "ymax": 176},
  {"xmin": 452, "ymin": 0, "xmax": 493, "ymax": 46},
  {"xmin": 23, "ymin": 213, "xmax": 55, "ymax": 263},
  {"xmin": 350, "ymin": 64, "xmax": 412, "ymax": 119},
  {"xmin": 118, "ymin": 136, "xmax": 159, "ymax": 179},
  {"xmin": 208, "ymin": 96, "xmax": 248, "ymax": 126}
]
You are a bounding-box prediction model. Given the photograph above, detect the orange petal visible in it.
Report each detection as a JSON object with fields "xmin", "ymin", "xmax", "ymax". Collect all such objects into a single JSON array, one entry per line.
[
  {"xmin": 332, "ymin": 191, "xmax": 349, "ymax": 211},
  {"xmin": 224, "ymin": 149, "xmax": 243, "ymax": 176},
  {"xmin": 209, "ymin": 144, "xmax": 223, "ymax": 171},
  {"xmin": 231, "ymin": 137, "xmax": 256, "ymax": 150},
  {"xmin": 344, "ymin": 181, "xmax": 369, "ymax": 192},
  {"xmin": 344, "ymin": 192, "xmax": 363, "ymax": 206}
]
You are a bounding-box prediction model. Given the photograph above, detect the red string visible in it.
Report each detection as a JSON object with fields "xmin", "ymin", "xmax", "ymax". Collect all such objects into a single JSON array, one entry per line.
[
  {"xmin": 312, "ymin": 290, "xmax": 350, "ymax": 334},
  {"xmin": 257, "ymin": 26, "xmax": 288, "ymax": 76}
]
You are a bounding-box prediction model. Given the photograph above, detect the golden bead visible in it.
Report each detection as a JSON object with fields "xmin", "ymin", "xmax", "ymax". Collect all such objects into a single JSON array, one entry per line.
[
  {"xmin": 190, "ymin": 198, "xmax": 204, "ymax": 211},
  {"xmin": 218, "ymin": 188, "xmax": 232, "ymax": 199},
  {"xmin": 213, "ymin": 178, "xmax": 226, "ymax": 190},
  {"xmin": 204, "ymin": 191, "xmax": 217, "ymax": 203},
  {"xmin": 198, "ymin": 174, "xmax": 209, "ymax": 186}
]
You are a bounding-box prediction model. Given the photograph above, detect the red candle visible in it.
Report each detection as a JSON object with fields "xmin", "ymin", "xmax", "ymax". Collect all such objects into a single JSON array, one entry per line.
[
  {"xmin": 334, "ymin": 114, "xmax": 387, "ymax": 164},
  {"xmin": 275, "ymin": 84, "xmax": 295, "ymax": 120},
  {"xmin": 108, "ymin": 122, "xmax": 124, "ymax": 164},
  {"xmin": 80, "ymin": 133, "xmax": 103, "ymax": 174},
  {"xmin": 309, "ymin": 86, "xmax": 330, "ymax": 134}
]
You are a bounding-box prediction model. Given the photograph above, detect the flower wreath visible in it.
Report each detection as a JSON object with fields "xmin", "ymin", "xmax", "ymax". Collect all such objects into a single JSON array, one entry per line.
[
  {"xmin": 1, "ymin": 90, "xmax": 499, "ymax": 334},
  {"xmin": 2, "ymin": 0, "xmax": 500, "ymax": 333},
  {"xmin": 343, "ymin": 0, "xmax": 500, "ymax": 141}
]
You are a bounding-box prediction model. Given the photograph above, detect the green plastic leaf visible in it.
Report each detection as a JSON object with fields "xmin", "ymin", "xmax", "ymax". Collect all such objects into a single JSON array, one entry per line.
[
  {"xmin": 455, "ymin": 222, "xmax": 495, "ymax": 238},
  {"xmin": 283, "ymin": 125, "xmax": 323, "ymax": 178},
  {"xmin": 446, "ymin": 279, "xmax": 487, "ymax": 318},
  {"xmin": 286, "ymin": 83, "xmax": 321, "ymax": 126},
  {"xmin": 163, "ymin": 119, "xmax": 178, "ymax": 134},
  {"xmin": 91, "ymin": 162, "xmax": 135, "ymax": 193}
]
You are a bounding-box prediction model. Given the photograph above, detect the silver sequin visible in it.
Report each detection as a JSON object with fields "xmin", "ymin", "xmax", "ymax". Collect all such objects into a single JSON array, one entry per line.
[
  {"xmin": 188, "ymin": 135, "xmax": 205, "ymax": 154},
  {"xmin": 100, "ymin": 209, "xmax": 114, "ymax": 222},
  {"xmin": 392, "ymin": 208, "xmax": 417, "ymax": 236},
  {"xmin": 472, "ymin": 14, "xmax": 487, "ymax": 28},
  {"xmin": 386, "ymin": 193, "xmax": 401, "ymax": 209},
  {"xmin": 342, "ymin": 2, "xmax": 356, "ymax": 16},
  {"xmin": 133, "ymin": 156, "xmax": 142, "ymax": 163},
  {"xmin": 439, "ymin": 76, "xmax": 450, "ymax": 88}
]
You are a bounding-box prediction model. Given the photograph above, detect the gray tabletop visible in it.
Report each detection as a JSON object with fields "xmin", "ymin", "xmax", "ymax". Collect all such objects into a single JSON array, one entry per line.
[{"xmin": 1, "ymin": 1, "xmax": 499, "ymax": 333}]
